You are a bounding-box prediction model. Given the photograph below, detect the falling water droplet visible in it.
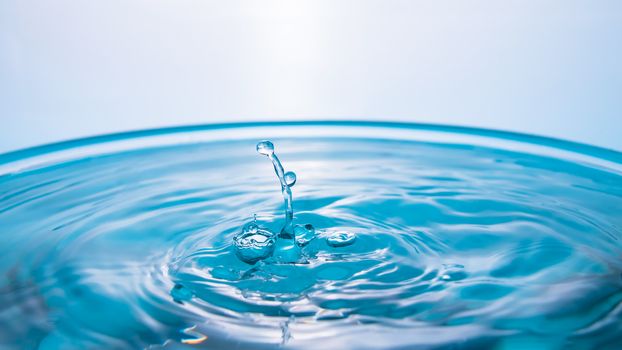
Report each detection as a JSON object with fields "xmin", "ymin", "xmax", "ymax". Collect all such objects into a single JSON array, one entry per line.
[
  {"xmin": 233, "ymin": 222, "xmax": 276, "ymax": 264},
  {"xmin": 284, "ymin": 171, "xmax": 297, "ymax": 187},
  {"xmin": 256, "ymin": 140, "xmax": 274, "ymax": 156},
  {"xmin": 294, "ymin": 223, "xmax": 316, "ymax": 247},
  {"xmin": 326, "ymin": 230, "xmax": 357, "ymax": 247}
]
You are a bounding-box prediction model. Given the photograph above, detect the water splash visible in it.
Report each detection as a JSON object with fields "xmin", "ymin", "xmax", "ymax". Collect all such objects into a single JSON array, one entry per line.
[
  {"xmin": 233, "ymin": 140, "xmax": 297, "ymax": 264},
  {"xmin": 256, "ymin": 140, "xmax": 295, "ymax": 238},
  {"xmin": 233, "ymin": 140, "xmax": 357, "ymax": 264},
  {"xmin": 233, "ymin": 221, "xmax": 276, "ymax": 264}
]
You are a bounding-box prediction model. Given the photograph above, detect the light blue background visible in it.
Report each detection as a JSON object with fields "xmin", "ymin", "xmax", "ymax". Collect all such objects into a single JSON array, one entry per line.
[{"xmin": 1, "ymin": 1, "xmax": 621, "ymax": 153}]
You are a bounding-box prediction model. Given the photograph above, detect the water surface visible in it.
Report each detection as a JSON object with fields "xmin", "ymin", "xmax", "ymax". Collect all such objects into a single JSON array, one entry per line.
[{"xmin": 0, "ymin": 122, "xmax": 621, "ymax": 349}]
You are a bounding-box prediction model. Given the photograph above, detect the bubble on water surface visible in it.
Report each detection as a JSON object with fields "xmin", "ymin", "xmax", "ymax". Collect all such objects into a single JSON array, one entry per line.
[{"xmin": 326, "ymin": 230, "xmax": 357, "ymax": 247}]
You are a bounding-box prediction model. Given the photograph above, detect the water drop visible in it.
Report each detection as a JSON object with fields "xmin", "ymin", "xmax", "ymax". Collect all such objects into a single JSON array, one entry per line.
[
  {"xmin": 234, "ymin": 223, "xmax": 276, "ymax": 264},
  {"xmin": 245, "ymin": 222, "xmax": 258, "ymax": 234},
  {"xmin": 170, "ymin": 283, "xmax": 193, "ymax": 304},
  {"xmin": 326, "ymin": 230, "xmax": 357, "ymax": 247},
  {"xmin": 284, "ymin": 171, "xmax": 297, "ymax": 187},
  {"xmin": 294, "ymin": 223, "xmax": 316, "ymax": 247},
  {"xmin": 256, "ymin": 140, "xmax": 275, "ymax": 156}
]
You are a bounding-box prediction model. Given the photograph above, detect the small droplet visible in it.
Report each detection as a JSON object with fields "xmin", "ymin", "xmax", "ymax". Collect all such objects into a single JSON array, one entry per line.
[
  {"xmin": 326, "ymin": 230, "xmax": 356, "ymax": 247},
  {"xmin": 256, "ymin": 140, "xmax": 274, "ymax": 156},
  {"xmin": 234, "ymin": 223, "xmax": 276, "ymax": 264},
  {"xmin": 245, "ymin": 222, "xmax": 258, "ymax": 234},
  {"xmin": 294, "ymin": 223, "xmax": 316, "ymax": 247},
  {"xmin": 170, "ymin": 283, "xmax": 193, "ymax": 304},
  {"xmin": 284, "ymin": 171, "xmax": 297, "ymax": 187}
]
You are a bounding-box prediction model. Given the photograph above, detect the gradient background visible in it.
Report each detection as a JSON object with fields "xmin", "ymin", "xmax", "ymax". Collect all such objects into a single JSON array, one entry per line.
[{"xmin": 1, "ymin": 0, "xmax": 621, "ymax": 153}]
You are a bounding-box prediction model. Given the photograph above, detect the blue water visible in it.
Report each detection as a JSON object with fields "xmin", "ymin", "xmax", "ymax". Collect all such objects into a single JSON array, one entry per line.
[
  {"xmin": 0, "ymin": 122, "xmax": 621, "ymax": 349},
  {"xmin": 233, "ymin": 140, "xmax": 355, "ymax": 265}
]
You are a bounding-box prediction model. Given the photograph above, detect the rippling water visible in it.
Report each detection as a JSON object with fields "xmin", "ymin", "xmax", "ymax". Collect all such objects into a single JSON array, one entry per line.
[{"xmin": 1, "ymin": 122, "xmax": 621, "ymax": 349}]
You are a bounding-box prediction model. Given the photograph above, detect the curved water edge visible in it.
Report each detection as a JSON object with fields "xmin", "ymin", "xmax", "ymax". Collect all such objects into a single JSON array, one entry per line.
[
  {"xmin": 1, "ymin": 121, "xmax": 621, "ymax": 173},
  {"xmin": 0, "ymin": 122, "xmax": 621, "ymax": 349}
]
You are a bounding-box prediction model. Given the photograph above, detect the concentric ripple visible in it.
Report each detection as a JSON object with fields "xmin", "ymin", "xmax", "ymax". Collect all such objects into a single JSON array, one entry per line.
[{"xmin": 0, "ymin": 122, "xmax": 621, "ymax": 350}]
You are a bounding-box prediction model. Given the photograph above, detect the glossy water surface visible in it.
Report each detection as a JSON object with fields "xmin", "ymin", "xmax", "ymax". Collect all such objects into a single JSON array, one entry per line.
[{"xmin": 0, "ymin": 123, "xmax": 621, "ymax": 350}]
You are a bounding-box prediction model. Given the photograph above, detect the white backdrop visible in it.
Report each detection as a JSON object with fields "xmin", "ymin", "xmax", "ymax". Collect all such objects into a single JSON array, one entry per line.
[{"xmin": 1, "ymin": 0, "xmax": 621, "ymax": 153}]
